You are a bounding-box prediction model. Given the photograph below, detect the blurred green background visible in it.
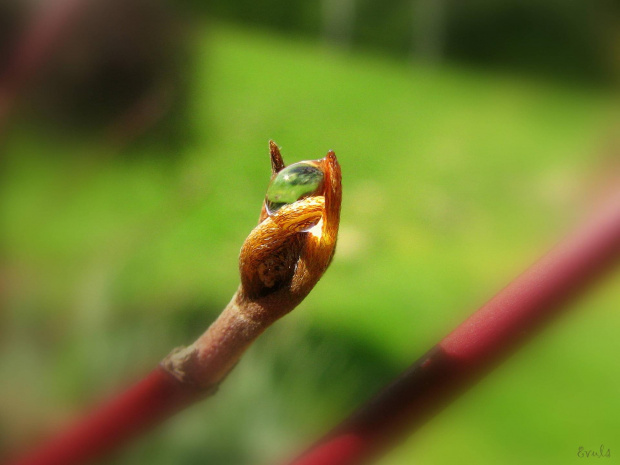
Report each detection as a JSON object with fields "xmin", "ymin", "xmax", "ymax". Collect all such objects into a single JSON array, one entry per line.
[{"xmin": 1, "ymin": 1, "xmax": 619, "ymax": 464}]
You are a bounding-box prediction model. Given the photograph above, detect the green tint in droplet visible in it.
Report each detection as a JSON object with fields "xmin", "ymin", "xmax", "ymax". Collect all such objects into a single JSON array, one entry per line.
[{"xmin": 265, "ymin": 162, "xmax": 324, "ymax": 215}]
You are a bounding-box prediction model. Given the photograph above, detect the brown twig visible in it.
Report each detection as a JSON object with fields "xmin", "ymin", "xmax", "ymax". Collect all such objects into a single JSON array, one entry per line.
[{"xmin": 6, "ymin": 142, "xmax": 342, "ymax": 465}]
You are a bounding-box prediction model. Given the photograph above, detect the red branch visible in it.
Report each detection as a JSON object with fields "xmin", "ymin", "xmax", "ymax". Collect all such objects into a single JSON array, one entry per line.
[
  {"xmin": 287, "ymin": 196, "xmax": 620, "ymax": 465},
  {"xmin": 7, "ymin": 369, "xmax": 204, "ymax": 465}
]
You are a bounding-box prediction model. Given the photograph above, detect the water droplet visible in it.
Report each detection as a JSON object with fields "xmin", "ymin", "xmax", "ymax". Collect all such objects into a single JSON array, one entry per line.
[{"xmin": 265, "ymin": 162, "xmax": 324, "ymax": 215}]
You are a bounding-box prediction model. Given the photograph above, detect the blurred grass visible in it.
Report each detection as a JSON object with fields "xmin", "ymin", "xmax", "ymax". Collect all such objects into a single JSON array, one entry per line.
[{"xmin": 1, "ymin": 21, "xmax": 619, "ymax": 465}]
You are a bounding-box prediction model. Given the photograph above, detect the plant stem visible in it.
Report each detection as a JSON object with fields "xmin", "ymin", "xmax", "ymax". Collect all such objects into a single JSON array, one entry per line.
[
  {"xmin": 287, "ymin": 195, "xmax": 620, "ymax": 465},
  {"xmin": 6, "ymin": 145, "xmax": 342, "ymax": 465},
  {"xmin": 6, "ymin": 290, "xmax": 279, "ymax": 465},
  {"xmin": 8, "ymin": 275, "xmax": 334, "ymax": 465},
  {"xmin": 8, "ymin": 284, "xmax": 302, "ymax": 465}
]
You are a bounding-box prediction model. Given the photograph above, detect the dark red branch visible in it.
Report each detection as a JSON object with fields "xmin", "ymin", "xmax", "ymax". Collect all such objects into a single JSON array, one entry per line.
[
  {"xmin": 288, "ymin": 198, "xmax": 620, "ymax": 465},
  {"xmin": 7, "ymin": 368, "xmax": 204, "ymax": 465}
]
